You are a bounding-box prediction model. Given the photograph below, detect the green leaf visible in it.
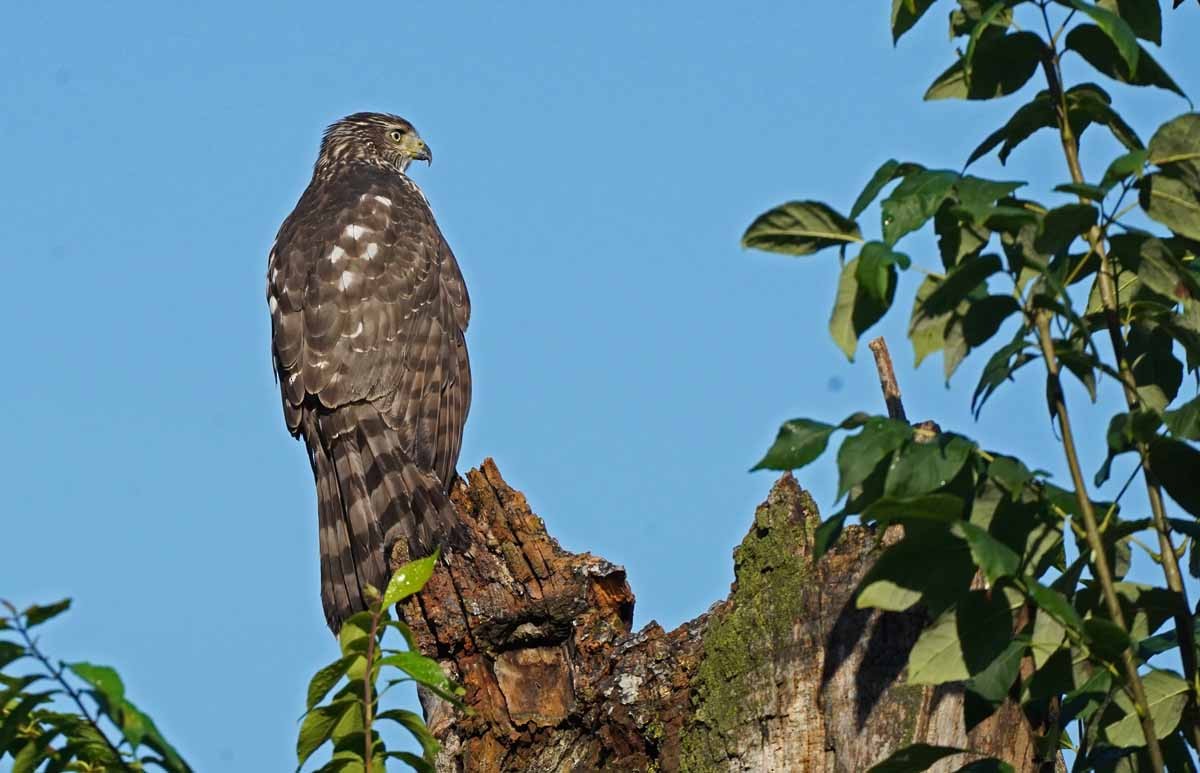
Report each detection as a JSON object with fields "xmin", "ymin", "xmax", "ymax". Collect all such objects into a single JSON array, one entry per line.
[
  {"xmin": 1054, "ymin": 182, "xmax": 1110, "ymax": 201},
  {"xmin": 754, "ymin": 413, "xmax": 870, "ymax": 475},
  {"xmin": 376, "ymin": 652, "xmax": 460, "ymax": 700},
  {"xmin": 953, "ymin": 521, "xmax": 1021, "ymax": 583},
  {"xmin": 861, "ymin": 493, "xmax": 966, "ymax": 524},
  {"xmin": 338, "ymin": 613, "xmax": 372, "ymax": 656},
  {"xmin": 836, "ymin": 418, "xmax": 912, "ymax": 498},
  {"xmin": 1148, "ymin": 113, "xmax": 1200, "ymax": 198},
  {"xmin": 1136, "ymin": 238, "xmax": 1200, "ymax": 301},
  {"xmin": 922, "ymin": 254, "xmax": 1004, "ymax": 315},
  {"xmin": 963, "ymin": 295, "xmax": 1020, "ymax": 347},
  {"xmin": 382, "ymin": 552, "xmax": 439, "ymax": 608},
  {"xmin": 1165, "ymin": 394, "xmax": 1200, "ymax": 439},
  {"xmin": 891, "ymin": 0, "xmax": 937, "ymax": 42},
  {"xmin": 1102, "ymin": 149, "xmax": 1149, "ymax": 190},
  {"xmin": 829, "ymin": 257, "xmax": 895, "ymax": 360},
  {"xmin": 1055, "ymin": 339, "xmax": 1099, "ymax": 404},
  {"xmin": 850, "ymin": 160, "xmax": 923, "ymax": 220},
  {"xmin": 972, "ymin": 334, "xmax": 1036, "ymax": 417},
  {"xmin": 881, "ymin": 170, "xmax": 959, "ymax": 245},
  {"xmin": 1149, "ymin": 113, "xmax": 1200, "ymax": 172},
  {"xmin": 742, "ymin": 201, "xmax": 863, "ymax": 256},
  {"xmin": 1065, "ymin": 24, "xmax": 1185, "ymax": 97},
  {"xmin": 935, "ymin": 202, "xmax": 992, "ymax": 269},
  {"xmin": 857, "ymin": 242, "xmax": 912, "ymax": 303},
  {"xmin": 1067, "ymin": 0, "xmax": 1139, "ymax": 73},
  {"xmin": 1025, "ymin": 579, "xmax": 1083, "ymax": 631},
  {"xmin": 752, "ymin": 419, "xmax": 835, "ymax": 472},
  {"xmin": 1139, "ymin": 611, "xmax": 1200, "ymax": 659},
  {"xmin": 1030, "ymin": 607, "xmax": 1067, "ymax": 669},
  {"xmin": 306, "ymin": 655, "xmax": 359, "ymax": 711},
  {"xmin": 957, "ymin": 589, "xmax": 1016, "ymax": 674},
  {"xmin": 1098, "ymin": 0, "xmax": 1161, "ymax": 44},
  {"xmin": 857, "ymin": 525, "xmax": 976, "ymax": 613},
  {"xmin": 924, "ymin": 32, "xmax": 1045, "ymax": 101},
  {"xmin": 65, "ymin": 662, "xmax": 125, "ymax": 709},
  {"xmin": 1168, "ymin": 302, "xmax": 1200, "ymax": 371},
  {"xmin": 297, "ymin": 701, "xmax": 356, "ymax": 768},
  {"xmin": 1128, "ymin": 324, "xmax": 1184, "ymax": 411},
  {"xmin": 885, "ymin": 435, "xmax": 976, "ymax": 497},
  {"xmin": 1105, "ymin": 668, "xmax": 1189, "ymax": 746},
  {"xmin": 1142, "ymin": 175, "xmax": 1200, "ymax": 241},
  {"xmin": 908, "ymin": 589, "xmax": 1015, "ymax": 686},
  {"xmin": 963, "ymin": 2, "xmax": 1014, "ymax": 83},
  {"xmin": 951, "ymin": 0, "xmax": 1014, "ymax": 37},
  {"xmin": 1149, "ymin": 437, "xmax": 1200, "ymax": 517},
  {"xmin": 910, "ymin": 276, "xmax": 952, "ymax": 368},
  {"xmin": 1067, "ymin": 83, "xmax": 1144, "ymax": 151},
  {"xmin": 967, "ymin": 92, "xmax": 1056, "ymax": 168},
  {"xmin": 952, "ymin": 760, "xmax": 1015, "ymax": 773},
  {"xmin": 386, "ymin": 751, "xmax": 435, "ymax": 773},
  {"xmin": 1102, "ymin": 409, "xmax": 1162, "ymax": 482},
  {"xmin": 867, "ymin": 743, "xmax": 965, "ymax": 773},
  {"xmin": 966, "ymin": 636, "xmax": 1026, "ymax": 702},
  {"xmin": 813, "ymin": 513, "xmax": 848, "ymax": 563},
  {"xmin": 908, "ymin": 607, "xmax": 971, "ymax": 684},
  {"xmin": 12, "ymin": 730, "xmax": 58, "ymax": 773},
  {"xmin": 953, "ymin": 177, "xmax": 1026, "ymax": 223},
  {"xmin": 22, "ymin": 600, "xmax": 71, "ymax": 628},
  {"xmin": 377, "ymin": 709, "xmax": 440, "ymax": 762},
  {"xmin": 987, "ymin": 454, "xmax": 1034, "ymax": 494},
  {"xmin": 0, "ymin": 691, "xmax": 57, "ymax": 753},
  {"xmin": 1083, "ymin": 617, "xmax": 1131, "ymax": 661},
  {"xmin": 0, "ymin": 641, "xmax": 26, "ymax": 670},
  {"xmin": 1034, "ymin": 204, "xmax": 1098, "ymax": 256}
]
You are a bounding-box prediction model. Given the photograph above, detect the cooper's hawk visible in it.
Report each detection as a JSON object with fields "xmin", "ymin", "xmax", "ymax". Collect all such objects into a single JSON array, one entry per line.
[{"xmin": 267, "ymin": 113, "xmax": 471, "ymax": 631}]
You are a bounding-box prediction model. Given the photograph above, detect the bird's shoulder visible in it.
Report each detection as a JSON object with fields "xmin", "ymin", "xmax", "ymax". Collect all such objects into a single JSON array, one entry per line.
[{"xmin": 283, "ymin": 164, "xmax": 432, "ymax": 239}]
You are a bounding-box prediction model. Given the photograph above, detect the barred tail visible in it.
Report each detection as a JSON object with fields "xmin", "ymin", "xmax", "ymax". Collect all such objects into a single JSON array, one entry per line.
[{"xmin": 303, "ymin": 403, "xmax": 459, "ymax": 632}]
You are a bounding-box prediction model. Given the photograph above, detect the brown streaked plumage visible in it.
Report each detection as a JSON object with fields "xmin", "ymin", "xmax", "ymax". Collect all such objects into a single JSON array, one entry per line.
[{"xmin": 267, "ymin": 112, "xmax": 471, "ymax": 632}]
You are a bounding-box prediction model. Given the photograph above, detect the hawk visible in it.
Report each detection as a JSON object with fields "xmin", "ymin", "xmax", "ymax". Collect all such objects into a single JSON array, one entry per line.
[{"xmin": 267, "ymin": 113, "xmax": 471, "ymax": 631}]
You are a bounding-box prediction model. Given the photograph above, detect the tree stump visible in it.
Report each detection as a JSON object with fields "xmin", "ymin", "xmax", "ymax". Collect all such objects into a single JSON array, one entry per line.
[{"xmin": 393, "ymin": 459, "xmax": 1053, "ymax": 772}]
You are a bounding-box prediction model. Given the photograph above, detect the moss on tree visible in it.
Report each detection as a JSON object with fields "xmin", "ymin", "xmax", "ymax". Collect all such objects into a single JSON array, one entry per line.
[{"xmin": 679, "ymin": 480, "xmax": 818, "ymax": 769}]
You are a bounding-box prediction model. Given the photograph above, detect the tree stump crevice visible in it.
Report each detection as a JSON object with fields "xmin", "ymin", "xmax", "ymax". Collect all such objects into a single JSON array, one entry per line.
[{"xmin": 397, "ymin": 459, "xmax": 1050, "ymax": 772}]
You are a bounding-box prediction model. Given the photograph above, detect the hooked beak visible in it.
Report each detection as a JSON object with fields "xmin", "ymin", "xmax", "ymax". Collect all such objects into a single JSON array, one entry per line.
[{"xmin": 411, "ymin": 138, "xmax": 432, "ymax": 165}]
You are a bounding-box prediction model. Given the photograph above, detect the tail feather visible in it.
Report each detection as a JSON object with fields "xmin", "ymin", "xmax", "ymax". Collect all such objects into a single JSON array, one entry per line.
[
  {"xmin": 307, "ymin": 420, "xmax": 360, "ymax": 630},
  {"xmin": 304, "ymin": 403, "xmax": 459, "ymax": 632}
]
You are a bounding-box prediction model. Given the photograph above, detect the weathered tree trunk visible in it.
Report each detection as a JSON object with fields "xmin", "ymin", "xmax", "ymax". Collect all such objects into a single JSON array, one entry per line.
[{"xmin": 393, "ymin": 459, "xmax": 1053, "ymax": 772}]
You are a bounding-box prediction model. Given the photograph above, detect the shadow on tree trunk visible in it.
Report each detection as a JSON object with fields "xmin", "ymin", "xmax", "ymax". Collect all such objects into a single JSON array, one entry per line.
[{"xmin": 393, "ymin": 459, "xmax": 1055, "ymax": 772}]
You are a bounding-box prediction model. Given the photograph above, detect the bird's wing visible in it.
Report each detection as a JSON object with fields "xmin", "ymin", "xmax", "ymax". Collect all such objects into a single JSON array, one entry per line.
[{"xmin": 268, "ymin": 165, "xmax": 471, "ymax": 487}]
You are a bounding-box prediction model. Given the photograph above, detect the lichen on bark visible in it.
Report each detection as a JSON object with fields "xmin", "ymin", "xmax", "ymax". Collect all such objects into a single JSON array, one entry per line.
[
  {"xmin": 679, "ymin": 480, "xmax": 819, "ymax": 768},
  {"xmin": 399, "ymin": 460, "xmax": 1054, "ymax": 772}
]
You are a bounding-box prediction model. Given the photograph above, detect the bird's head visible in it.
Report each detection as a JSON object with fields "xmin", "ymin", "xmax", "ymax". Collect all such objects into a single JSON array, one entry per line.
[{"xmin": 316, "ymin": 112, "xmax": 432, "ymax": 175}]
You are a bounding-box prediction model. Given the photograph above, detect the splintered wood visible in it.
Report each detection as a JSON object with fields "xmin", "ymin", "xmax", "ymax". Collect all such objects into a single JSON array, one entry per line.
[{"xmin": 394, "ymin": 459, "xmax": 1050, "ymax": 772}]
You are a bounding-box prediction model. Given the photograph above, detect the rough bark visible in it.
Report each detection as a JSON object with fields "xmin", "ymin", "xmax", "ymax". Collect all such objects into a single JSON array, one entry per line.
[{"xmin": 392, "ymin": 459, "xmax": 1054, "ymax": 772}]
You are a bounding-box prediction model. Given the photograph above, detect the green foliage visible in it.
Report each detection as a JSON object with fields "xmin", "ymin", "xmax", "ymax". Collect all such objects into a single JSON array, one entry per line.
[
  {"xmin": 3, "ymin": 557, "xmax": 455, "ymax": 772},
  {"xmin": 0, "ymin": 598, "xmax": 192, "ymax": 772},
  {"xmin": 866, "ymin": 742, "xmax": 965, "ymax": 772},
  {"xmin": 744, "ymin": 0, "xmax": 1200, "ymax": 768},
  {"xmin": 297, "ymin": 553, "xmax": 463, "ymax": 773}
]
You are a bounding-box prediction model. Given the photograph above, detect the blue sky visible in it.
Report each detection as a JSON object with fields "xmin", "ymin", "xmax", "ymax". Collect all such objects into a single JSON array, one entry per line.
[{"xmin": 2, "ymin": 2, "xmax": 1199, "ymax": 770}]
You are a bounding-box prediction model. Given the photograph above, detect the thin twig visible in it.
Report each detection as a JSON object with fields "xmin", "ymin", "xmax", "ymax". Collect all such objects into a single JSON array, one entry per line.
[
  {"xmin": 364, "ymin": 604, "xmax": 380, "ymax": 769},
  {"xmin": 868, "ymin": 337, "xmax": 908, "ymax": 421},
  {"xmin": 9, "ymin": 607, "xmax": 133, "ymax": 771}
]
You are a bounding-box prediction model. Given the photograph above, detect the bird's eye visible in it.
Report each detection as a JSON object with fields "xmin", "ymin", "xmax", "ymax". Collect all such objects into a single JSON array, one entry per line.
[{"xmin": 388, "ymin": 129, "xmax": 405, "ymax": 142}]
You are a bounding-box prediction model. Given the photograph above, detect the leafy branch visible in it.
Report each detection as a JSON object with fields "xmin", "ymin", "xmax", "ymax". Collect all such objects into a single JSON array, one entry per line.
[
  {"xmin": 745, "ymin": 0, "xmax": 1200, "ymax": 769},
  {"xmin": 1, "ymin": 598, "xmax": 191, "ymax": 772},
  {"xmin": 296, "ymin": 552, "xmax": 465, "ymax": 773}
]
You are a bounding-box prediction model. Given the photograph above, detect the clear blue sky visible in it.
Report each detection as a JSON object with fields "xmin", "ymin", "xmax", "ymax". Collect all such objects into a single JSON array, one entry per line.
[{"xmin": 3, "ymin": 2, "xmax": 1198, "ymax": 770}]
